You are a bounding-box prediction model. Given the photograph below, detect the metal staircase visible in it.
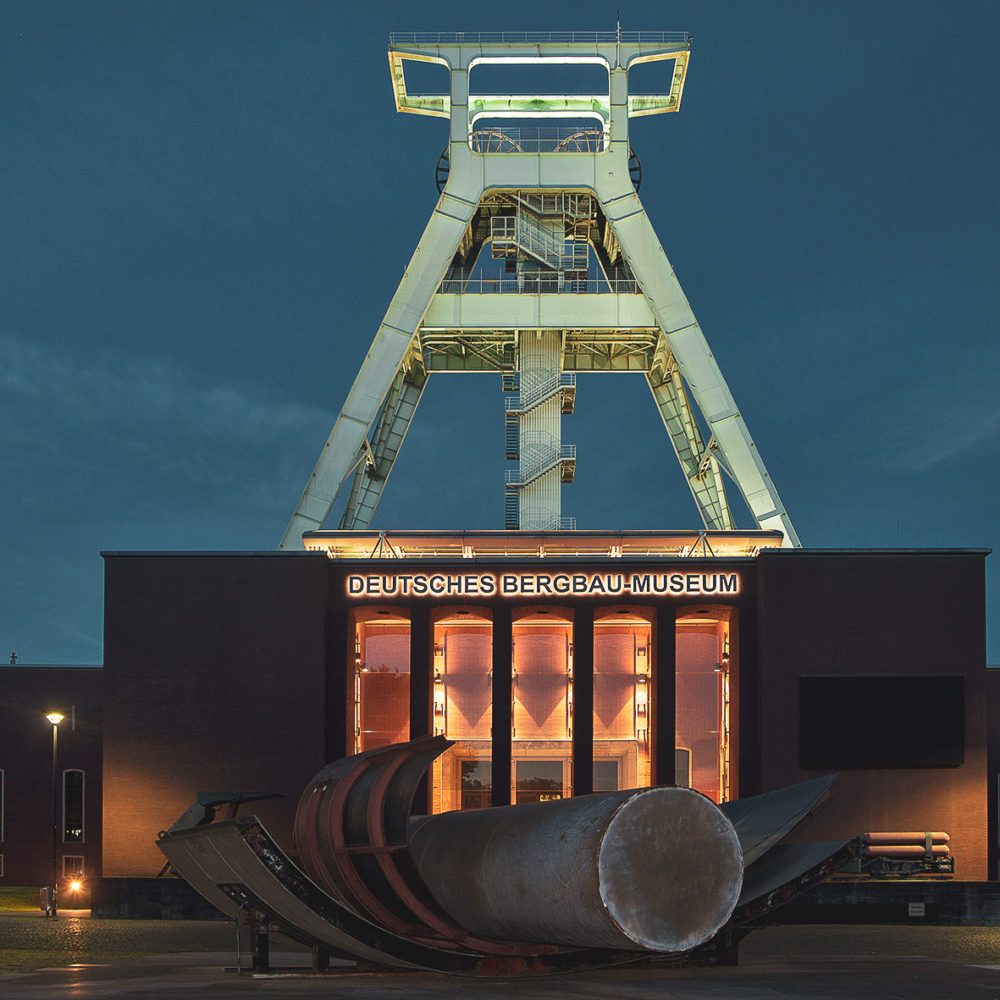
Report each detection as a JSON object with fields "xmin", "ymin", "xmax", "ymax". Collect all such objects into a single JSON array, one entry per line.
[
  {"xmin": 505, "ymin": 373, "xmax": 576, "ymax": 416},
  {"xmin": 505, "ymin": 435, "xmax": 577, "ymax": 487},
  {"xmin": 490, "ymin": 193, "xmax": 592, "ymax": 279}
]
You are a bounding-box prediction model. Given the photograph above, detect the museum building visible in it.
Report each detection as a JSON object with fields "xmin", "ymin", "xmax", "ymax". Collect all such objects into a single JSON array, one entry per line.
[
  {"xmin": 87, "ymin": 530, "xmax": 994, "ymax": 883},
  {"xmin": 0, "ymin": 530, "xmax": 996, "ymax": 890}
]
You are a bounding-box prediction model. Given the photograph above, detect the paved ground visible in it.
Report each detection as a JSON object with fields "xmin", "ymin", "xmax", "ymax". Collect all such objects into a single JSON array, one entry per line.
[{"xmin": 2, "ymin": 915, "xmax": 1000, "ymax": 998}]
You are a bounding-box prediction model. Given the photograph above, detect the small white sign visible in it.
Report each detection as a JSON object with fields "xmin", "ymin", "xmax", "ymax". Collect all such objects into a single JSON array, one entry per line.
[{"xmin": 908, "ymin": 902, "xmax": 926, "ymax": 918}]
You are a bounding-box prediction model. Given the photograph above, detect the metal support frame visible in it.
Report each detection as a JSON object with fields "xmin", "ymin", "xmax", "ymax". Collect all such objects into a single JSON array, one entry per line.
[
  {"xmin": 279, "ymin": 30, "xmax": 799, "ymax": 548},
  {"xmin": 340, "ymin": 361, "xmax": 428, "ymax": 529}
]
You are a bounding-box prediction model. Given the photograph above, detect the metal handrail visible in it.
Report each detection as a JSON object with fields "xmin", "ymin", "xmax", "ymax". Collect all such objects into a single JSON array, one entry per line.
[
  {"xmin": 470, "ymin": 128, "xmax": 609, "ymax": 154},
  {"xmin": 505, "ymin": 374, "xmax": 576, "ymax": 413},
  {"xmin": 506, "ymin": 444, "xmax": 577, "ymax": 486},
  {"xmin": 389, "ymin": 31, "xmax": 691, "ymax": 46},
  {"xmin": 517, "ymin": 507, "xmax": 578, "ymax": 531},
  {"xmin": 438, "ymin": 278, "xmax": 640, "ymax": 294}
]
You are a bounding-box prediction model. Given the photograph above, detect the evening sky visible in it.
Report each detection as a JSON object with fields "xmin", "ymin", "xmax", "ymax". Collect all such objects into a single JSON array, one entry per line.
[{"xmin": 2, "ymin": 0, "xmax": 998, "ymax": 663}]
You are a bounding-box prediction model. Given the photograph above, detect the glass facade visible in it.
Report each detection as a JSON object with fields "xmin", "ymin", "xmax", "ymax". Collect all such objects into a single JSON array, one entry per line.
[
  {"xmin": 676, "ymin": 608, "xmax": 734, "ymax": 803},
  {"xmin": 352, "ymin": 611, "xmax": 410, "ymax": 753},
  {"xmin": 593, "ymin": 611, "xmax": 652, "ymax": 792},
  {"xmin": 512, "ymin": 611, "xmax": 573, "ymax": 801},
  {"xmin": 353, "ymin": 597, "xmax": 738, "ymax": 812},
  {"xmin": 431, "ymin": 611, "xmax": 493, "ymax": 813}
]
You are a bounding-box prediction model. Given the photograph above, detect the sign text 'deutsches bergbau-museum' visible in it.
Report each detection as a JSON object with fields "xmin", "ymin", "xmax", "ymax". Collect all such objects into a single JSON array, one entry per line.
[{"xmin": 346, "ymin": 572, "xmax": 740, "ymax": 598}]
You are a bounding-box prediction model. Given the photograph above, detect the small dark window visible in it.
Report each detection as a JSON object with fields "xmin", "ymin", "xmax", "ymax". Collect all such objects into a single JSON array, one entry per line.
[
  {"xmin": 515, "ymin": 760, "xmax": 564, "ymax": 803},
  {"xmin": 62, "ymin": 855, "xmax": 84, "ymax": 877},
  {"xmin": 675, "ymin": 747, "xmax": 692, "ymax": 787},
  {"xmin": 593, "ymin": 760, "xmax": 619, "ymax": 792},
  {"xmin": 460, "ymin": 760, "xmax": 492, "ymax": 809},
  {"xmin": 800, "ymin": 676, "xmax": 964, "ymax": 768},
  {"xmin": 63, "ymin": 770, "xmax": 84, "ymax": 843}
]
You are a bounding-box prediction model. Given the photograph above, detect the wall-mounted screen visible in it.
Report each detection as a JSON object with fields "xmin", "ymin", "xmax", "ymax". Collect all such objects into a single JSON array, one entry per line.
[{"xmin": 799, "ymin": 676, "xmax": 964, "ymax": 768}]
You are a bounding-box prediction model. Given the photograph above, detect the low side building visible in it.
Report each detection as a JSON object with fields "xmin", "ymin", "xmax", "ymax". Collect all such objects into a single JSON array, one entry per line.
[{"xmin": 0, "ymin": 665, "xmax": 103, "ymax": 887}]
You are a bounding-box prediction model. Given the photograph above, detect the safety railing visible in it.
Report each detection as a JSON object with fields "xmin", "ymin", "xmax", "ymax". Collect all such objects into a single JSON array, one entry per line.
[
  {"xmin": 471, "ymin": 128, "xmax": 608, "ymax": 154},
  {"xmin": 517, "ymin": 507, "xmax": 578, "ymax": 531},
  {"xmin": 390, "ymin": 31, "xmax": 691, "ymax": 46},
  {"xmin": 438, "ymin": 278, "xmax": 640, "ymax": 294},
  {"xmin": 509, "ymin": 192, "xmax": 593, "ymax": 217},
  {"xmin": 505, "ymin": 374, "xmax": 576, "ymax": 413},
  {"xmin": 506, "ymin": 444, "xmax": 577, "ymax": 486}
]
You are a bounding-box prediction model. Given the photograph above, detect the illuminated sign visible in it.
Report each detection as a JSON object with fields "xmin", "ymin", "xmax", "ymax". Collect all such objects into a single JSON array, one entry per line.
[{"xmin": 346, "ymin": 571, "xmax": 739, "ymax": 598}]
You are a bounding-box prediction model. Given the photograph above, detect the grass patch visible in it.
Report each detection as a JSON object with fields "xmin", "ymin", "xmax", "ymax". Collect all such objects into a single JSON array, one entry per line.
[{"xmin": 0, "ymin": 888, "xmax": 39, "ymax": 912}]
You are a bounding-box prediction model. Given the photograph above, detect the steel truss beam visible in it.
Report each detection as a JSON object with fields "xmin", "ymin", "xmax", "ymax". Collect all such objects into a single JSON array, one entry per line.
[
  {"xmin": 647, "ymin": 350, "xmax": 733, "ymax": 531},
  {"xmin": 339, "ymin": 358, "xmax": 428, "ymax": 530},
  {"xmin": 279, "ymin": 193, "xmax": 477, "ymax": 548}
]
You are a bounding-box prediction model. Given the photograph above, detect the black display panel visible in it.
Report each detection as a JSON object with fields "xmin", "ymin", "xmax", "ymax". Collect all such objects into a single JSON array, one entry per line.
[{"xmin": 799, "ymin": 676, "xmax": 964, "ymax": 768}]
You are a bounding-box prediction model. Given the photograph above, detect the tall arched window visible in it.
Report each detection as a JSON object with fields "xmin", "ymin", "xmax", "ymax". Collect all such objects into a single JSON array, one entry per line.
[
  {"xmin": 512, "ymin": 608, "xmax": 573, "ymax": 803},
  {"xmin": 63, "ymin": 769, "xmax": 84, "ymax": 843},
  {"xmin": 431, "ymin": 607, "xmax": 493, "ymax": 813},
  {"xmin": 350, "ymin": 608, "xmax": 411, "ymax": 753},
  {"xmin": 593, "ymin": 607, "xmax": 653, "ymax": 791},
  {"xmin": 676, "ymin": 606, "xmax": 736, "ymax": 803}
]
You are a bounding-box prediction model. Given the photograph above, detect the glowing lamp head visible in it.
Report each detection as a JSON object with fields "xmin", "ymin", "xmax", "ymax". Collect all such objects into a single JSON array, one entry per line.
[
  {"xmin": 69, "ymin": 879, "xmax": 83, "ymax": 893},
  {"xmin": 45, "ymin": 712, "xmax": 65, "ymax": 726}
]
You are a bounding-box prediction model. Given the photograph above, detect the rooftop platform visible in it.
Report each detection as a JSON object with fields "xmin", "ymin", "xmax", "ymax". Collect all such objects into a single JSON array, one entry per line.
[{"xmin": 301, "ymin": 529, "xmax": 784, "ymax": 561}]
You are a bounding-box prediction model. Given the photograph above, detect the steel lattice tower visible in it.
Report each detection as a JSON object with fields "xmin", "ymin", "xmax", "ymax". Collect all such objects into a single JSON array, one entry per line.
[{"xmin": 280, "ymin": 29, "xmax": 800, "ymax": 548}]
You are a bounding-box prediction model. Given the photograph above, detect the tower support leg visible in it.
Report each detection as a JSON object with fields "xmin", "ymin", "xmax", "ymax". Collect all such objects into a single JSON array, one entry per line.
[
  {"xmin": 599, "ymin": 185, "xmax": 799, "ymax": 545},
  {"xmin": 279, "ymin": 194, "xmax": 477, "ymax": 548}
]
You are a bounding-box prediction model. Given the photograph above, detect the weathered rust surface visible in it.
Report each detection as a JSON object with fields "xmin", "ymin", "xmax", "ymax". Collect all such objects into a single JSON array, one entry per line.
[
  {"xmin": 293, "ymin": 735, "xmax": 550, "ymax": 954},
  {"xmin": 409, "ymin": 786, "xmax": 743, "ymax": 952}
]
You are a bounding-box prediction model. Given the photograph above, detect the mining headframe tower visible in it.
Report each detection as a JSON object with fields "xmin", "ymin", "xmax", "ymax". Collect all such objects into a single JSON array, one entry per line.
[{"xmin": 280, "ymin": 30, "xmax": 799, "ymax": 548}]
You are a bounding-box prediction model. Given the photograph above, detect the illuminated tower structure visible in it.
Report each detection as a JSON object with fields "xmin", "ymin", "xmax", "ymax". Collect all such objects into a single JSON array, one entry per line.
[{"xmin": 280, "ymin": 30, "xmax": 799, "ymax": 547}]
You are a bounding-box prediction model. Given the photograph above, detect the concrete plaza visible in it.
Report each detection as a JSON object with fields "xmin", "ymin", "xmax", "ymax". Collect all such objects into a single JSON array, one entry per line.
[{"xmin": 2, "ymin": 915, "xmax": 1000, "ymax": 998}]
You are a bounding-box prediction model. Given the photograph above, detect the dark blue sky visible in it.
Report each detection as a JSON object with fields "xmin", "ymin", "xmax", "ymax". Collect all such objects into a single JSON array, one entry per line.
[{"xmin": 2, "ymin": 1, "xmax": 998, "ymax": 664}]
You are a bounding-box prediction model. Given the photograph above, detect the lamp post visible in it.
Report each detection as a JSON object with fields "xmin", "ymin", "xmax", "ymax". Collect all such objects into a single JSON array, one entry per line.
[{"xmin": 45, "ymin": 711, "xmax": 64, "ymax": 918}]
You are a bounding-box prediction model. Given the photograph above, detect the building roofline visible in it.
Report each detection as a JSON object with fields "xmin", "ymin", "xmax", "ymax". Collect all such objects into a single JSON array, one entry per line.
[
  {"xmin": 0, "ymin": 664, "xmax": 103, "ymax": 671},
  {"xmin": 101, "ymin": 551, "xmax": 326, "ymax": 559}
]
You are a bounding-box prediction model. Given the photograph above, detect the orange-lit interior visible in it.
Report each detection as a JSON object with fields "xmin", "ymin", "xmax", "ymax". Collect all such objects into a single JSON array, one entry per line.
[
  {"xmin": 352, "ymin": 609, "xmax": 411, "ymax": 753},
  {"xmin": 353, "ymin": 603, "xmax": 736, "ymax": 811},
  {"xmin": 512, "ymin": 611, "xmax": 573, "ymax": 803},
  {"xmin": 594, "ymin": 609, "xmax": 653, "ymax": 791},
  {"xmin": 431, "ymin": 610, "xmax": 493, "ymax": 814},
  {"xmin": 676, "ymin": 607, "xmax": 734, "ymax": 803}
]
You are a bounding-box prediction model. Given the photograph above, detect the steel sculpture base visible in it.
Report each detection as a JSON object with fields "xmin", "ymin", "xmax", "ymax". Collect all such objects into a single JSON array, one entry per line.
[{"xmin": 157, "ymin": 735, "xmax": 859, "ymax": 977}]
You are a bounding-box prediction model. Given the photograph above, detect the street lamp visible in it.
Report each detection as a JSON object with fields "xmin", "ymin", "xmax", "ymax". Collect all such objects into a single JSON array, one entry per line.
[{"xmin": 45, "ymin": 711, "xmax": 64, "ymax": 918}]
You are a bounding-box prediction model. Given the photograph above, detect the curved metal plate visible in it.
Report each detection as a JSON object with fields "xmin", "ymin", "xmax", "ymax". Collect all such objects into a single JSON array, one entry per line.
[{"xmin": 719, "ymin": 774, "xmax": 837, "ymax": 866}]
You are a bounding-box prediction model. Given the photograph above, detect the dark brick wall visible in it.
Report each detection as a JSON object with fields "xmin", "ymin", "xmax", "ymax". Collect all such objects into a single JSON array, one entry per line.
[
  {"xmin": 102, "ymin": 553, "xmax": 330, "ymax": 875},
  {"xmin": 756, "ymin": 551, "xmax": 989, "ymax": 878},
  {"xmin": 0, "ymin": 666, "xmax": 103, "ymax": 886},
  {"xmin": 985, "ymin": 668, "xmax": 1000, "ymax": 880}
]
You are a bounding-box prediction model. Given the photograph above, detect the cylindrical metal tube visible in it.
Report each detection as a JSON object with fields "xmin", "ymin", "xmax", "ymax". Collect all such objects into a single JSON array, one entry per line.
[
  {"xmin": 863, "ymin": 832, "xmax": 950, "ymax": 845},
  {"xmin": 409, "ymin": 787, "xmax": 743, "ymax": 953},
  {"xmin": 863, "ymin": 845, "xmax": 951, "ymax": 858}
]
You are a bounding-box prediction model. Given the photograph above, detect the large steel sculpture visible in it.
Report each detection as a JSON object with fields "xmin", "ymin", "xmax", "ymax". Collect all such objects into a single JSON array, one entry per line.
[
  {"xmin": 158, "ymin": 735, "xmax": 855, "ymax": 976},
  {"xmin": 280, "ymin": 29, "xmax": 800, "ymax": 547}
]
